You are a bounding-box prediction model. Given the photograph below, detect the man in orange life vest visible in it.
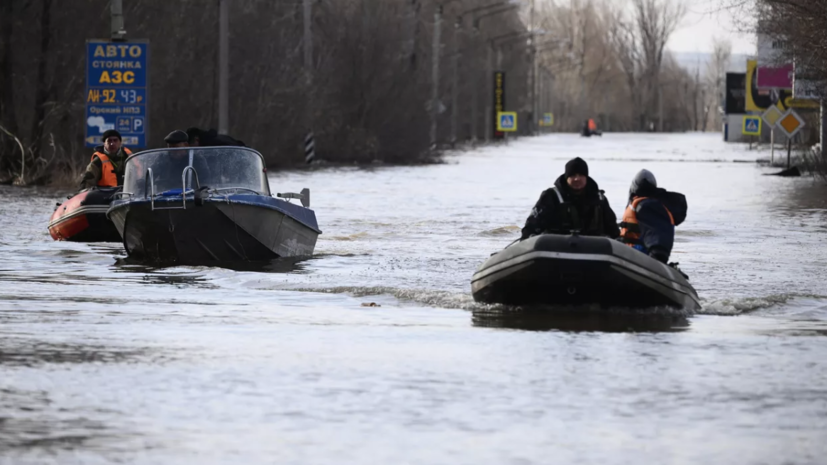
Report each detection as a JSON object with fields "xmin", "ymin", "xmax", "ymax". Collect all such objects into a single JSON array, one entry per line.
[
  {"xmin": 619, "ymin": 170, "xmax": 687, "ymax": 264},
  {"xmin": 520, "ymin": 157, "xmax": 619, "ymax": 240},
  {"xmin": 79, "ymin": 129, "xmax": 133, "ymax": 189}
]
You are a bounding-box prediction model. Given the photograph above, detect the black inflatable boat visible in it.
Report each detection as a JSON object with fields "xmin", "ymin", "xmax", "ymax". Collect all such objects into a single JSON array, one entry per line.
[{"xmin": 471, "ymin": 234, "xmax": 701, "ymax": 311}]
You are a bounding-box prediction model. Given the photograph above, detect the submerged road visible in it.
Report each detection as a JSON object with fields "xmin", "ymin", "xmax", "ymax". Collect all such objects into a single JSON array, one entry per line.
[{"xmin": 1, "ymin": 133, "xmax": 827, "ymax": 464}]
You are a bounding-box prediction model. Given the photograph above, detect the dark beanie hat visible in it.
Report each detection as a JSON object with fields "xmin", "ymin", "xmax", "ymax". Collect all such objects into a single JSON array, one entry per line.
[
  {"xmin": 164, "ymin": 130, "xmax": 189, "ymax": 144},
  {"xmin": 565, "ymin": 157, "xmax": 589, "ymax": 177},
  {"xmin": 102, "ymin": 129, "xmax": 122, "ymax": 141}
]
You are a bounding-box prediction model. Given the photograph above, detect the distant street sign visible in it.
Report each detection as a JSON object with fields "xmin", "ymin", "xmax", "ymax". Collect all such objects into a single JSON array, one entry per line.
[
  {"xmin": 497, "ymin": 112, "xmax": 517, "ymax": 132},
  {"xmin": 762, "ymin": 106, "xmax": 784, "ymax": 129},
  {"xmin": 85, "ymin": 40, "xmax": 149, "ymax": 148},
  {"xmin": 742, "ymin": 116, "xmax": 762, "ymax": 136},
  {"xmin": 778, "ymin": 110, "xmax": 805, "ymax": 138}
]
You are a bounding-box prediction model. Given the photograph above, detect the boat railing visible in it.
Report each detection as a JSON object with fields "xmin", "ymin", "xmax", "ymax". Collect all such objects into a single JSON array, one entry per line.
[{"xmin": 141, "ymin": 166, "xmax": 203, "ymax": 211}]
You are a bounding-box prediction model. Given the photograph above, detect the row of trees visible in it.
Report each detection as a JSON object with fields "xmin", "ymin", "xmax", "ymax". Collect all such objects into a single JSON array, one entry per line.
[
  {"xmin": 0, "ymin": 0, "xmax": 738, "ymax": 186},
  {"xmin": 0, "ymin": 0, "xmax": 531, "ymax": 185},
  {"xmin": 534, "ymin": 0, "xmax": 731, "ymax": 133}
]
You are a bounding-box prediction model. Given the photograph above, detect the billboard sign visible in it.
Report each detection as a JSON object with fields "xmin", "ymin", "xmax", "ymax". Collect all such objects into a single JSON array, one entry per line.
[
  {"xmin": 746, "ymin": 59, "xmax": 790, "ymax": 112},
  {"xmin": 725, "ymin": 73, "xmax": 746, "ymax": 114},
  {"xmin": 492, "ymin": 71, "xmax": 505, "ymax": 139},
  {"xmin": 756, "ymin": 63, "xmax": 793, "ymax": 89},
  {"xmin": 85, "ymin": 40, "xmax": 149, "ymax": 148}
]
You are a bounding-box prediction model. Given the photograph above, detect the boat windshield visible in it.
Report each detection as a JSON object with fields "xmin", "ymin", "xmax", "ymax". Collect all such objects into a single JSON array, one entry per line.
[{"xmin": 123, "ymin": 147, "xmax": 269, "ymax": 197}]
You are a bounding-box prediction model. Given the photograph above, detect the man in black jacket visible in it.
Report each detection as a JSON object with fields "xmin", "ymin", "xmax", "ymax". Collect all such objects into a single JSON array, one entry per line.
[{"xmin": 520, "ymin": 157, "xmax": 620, "ymax": 240}]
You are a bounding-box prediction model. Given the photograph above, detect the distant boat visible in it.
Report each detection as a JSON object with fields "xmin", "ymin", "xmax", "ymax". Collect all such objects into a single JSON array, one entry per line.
[{"xmin": 107, "ymin": 146, "xmax": 321, "ymax": 263}]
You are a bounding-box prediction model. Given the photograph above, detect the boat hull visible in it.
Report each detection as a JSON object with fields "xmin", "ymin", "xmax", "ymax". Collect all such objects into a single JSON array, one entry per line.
[
  {"xmin": 48, "ymin": 189, "xmax": 121, "ymax": 242},
  {"xmin": 108, "ymin": 195, "xmax": 319, "ymax": 262},
  {"xmin": 471, "ymin": 234, "xmax": 701, "ymax": 311}
]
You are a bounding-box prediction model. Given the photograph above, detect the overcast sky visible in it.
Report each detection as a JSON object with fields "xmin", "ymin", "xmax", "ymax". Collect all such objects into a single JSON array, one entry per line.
[{"xmin": 666, "ymin": 0, "xmax": 755, "ymax": 54}]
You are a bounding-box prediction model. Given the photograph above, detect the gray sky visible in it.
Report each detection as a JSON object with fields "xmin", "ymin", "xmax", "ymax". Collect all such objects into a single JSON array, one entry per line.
[{"xmin": 666, "ymin": 0, "xmax": 755, "ymax": 54}]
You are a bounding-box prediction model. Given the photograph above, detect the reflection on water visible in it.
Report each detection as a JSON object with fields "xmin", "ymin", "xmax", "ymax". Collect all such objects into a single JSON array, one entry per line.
[
  {"xmin": 113, "ymin": 255, "xmax": 312, "ymax": 275},
  {"xmin": 473, "ymin": 307, "xmax": 690, "ymax": 333}
]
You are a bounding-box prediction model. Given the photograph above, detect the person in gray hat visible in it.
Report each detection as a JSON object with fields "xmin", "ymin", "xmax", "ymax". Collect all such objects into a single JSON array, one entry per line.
[
  {"xmin": 619, "ymin": 169, "xmax": 687, "ymax": 263},
  {"xmin": 164, "ymin": 130, "xmax": 190, "ymax": 148}
]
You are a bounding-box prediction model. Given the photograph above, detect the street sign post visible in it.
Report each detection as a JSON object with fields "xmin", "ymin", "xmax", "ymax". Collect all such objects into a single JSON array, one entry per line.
[
  {"xmin": 742, "ymin": 116, "xmax": 762, "ymax": 137},
  {"xmin": 777, "ymin": 109, "xmax": 806, "ymax": 168},
  {"xmin": 497, "ymin": 112, "xmax": 518, "ymax": 132},
  {"xmin": 762, "ymin": 106, "xmax": 784, "ymax": 163},
  {"xmin": 85, "ymin": 40, "xmax": 149, "ymax": 148}
]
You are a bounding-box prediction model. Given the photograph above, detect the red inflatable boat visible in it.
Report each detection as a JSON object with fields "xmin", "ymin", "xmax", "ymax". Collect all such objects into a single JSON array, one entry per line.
[{"xmin": 48, "ymin": 188, "xmax": 122, "ymax": 242}]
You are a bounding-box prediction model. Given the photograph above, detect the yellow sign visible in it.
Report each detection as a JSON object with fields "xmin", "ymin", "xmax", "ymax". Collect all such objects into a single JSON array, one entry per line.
[
  {"xmin": 785, "ymin": 98, "xmax": 820, "ymax": 109},
  {"xmin": 497, "ymin": 112, "xmax": 518, "ymax": 132},
  {"xmin": 746, "ymin": 59, "xmax": 789, "ymax": 113},
  {"xmin": 778, "ymin": 110, "xmax": 805, "ymax": 138}
]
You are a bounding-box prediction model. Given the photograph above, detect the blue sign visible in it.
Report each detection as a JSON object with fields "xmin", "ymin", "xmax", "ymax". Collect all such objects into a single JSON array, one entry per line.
[
  {"xmin": 742, "ymin": 116, "xmax": 761, "ymax": 136},
  {"xmin": 497, "ymin": 111, "xmax": 518, "ymax": 132},
  {"xmin": 85, "ymin": 40, "xmax": 149, "ymax": 148}
]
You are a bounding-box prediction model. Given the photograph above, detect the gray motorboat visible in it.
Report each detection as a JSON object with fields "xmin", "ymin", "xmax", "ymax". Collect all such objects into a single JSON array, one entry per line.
[
  {"xmin": 471, "ymin": 234, "xmax": 701, "ymax": 311},
  {"xmin": 107, "ymin": 146, "xmax": 321, "ymax": 263}
]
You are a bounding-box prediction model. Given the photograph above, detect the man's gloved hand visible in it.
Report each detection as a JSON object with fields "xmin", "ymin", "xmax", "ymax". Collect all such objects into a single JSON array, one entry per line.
[{"xmin": 649, "ymin": 247, "xmax": 669, "ymax": 264}]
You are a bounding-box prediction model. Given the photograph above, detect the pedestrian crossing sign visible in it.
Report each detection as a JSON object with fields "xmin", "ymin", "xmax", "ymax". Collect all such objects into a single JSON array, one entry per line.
[
  {"xmin": 497, "ymin": 112, "xmax": 518, "ymax": 132},
  {"xmin": 742, "ymin": 116, "xmax": 762, "ymax": 136}
]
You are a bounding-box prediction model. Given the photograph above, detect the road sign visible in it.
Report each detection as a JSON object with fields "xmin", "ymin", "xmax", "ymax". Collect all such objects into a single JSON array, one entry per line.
[
  {"xmin": 762, "ymin": 106, "xmax": 784, "ymax": 129},
  {"xmin": 85, "ymin": 40, "xmax": 149, "ymax": 148},
  {"xmin": 497, "ymin": 112, "xmax": 517, "ymax": 132},
  {"xmin": 742, "ymin": 116, "xmax": 762, "ymax": 136},
  {"xmin": 778, "ymin": 109, "xmax": 805, "ymax": 138}
]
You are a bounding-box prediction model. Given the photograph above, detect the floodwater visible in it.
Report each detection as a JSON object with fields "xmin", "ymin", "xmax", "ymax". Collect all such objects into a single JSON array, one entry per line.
[{"xmin": 2, "ymin": 133, "xmax": 827, "ymax": 464}]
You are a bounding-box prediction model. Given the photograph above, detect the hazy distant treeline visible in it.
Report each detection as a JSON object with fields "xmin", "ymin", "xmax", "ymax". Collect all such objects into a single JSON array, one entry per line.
[
  {"xmin": 0, "ymin": 0, "xmax": 530, "ymax": 185},
  {"xmin": 535, "ymin": 0, "xmax": 730, "ymax": 133}
]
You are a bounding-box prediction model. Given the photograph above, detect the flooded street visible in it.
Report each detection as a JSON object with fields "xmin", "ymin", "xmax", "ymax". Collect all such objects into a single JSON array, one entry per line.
[{"xmin": 2, "ymin": 133, "xmax": 827, "ymax": 464}]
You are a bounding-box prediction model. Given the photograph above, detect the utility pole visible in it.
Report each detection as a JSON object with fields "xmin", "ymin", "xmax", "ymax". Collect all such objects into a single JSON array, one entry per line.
[
  {"xmin": 658, "ymin": 85, "xmax": 664, "ymax": 132},
  {"xmin": 451, "ymin": 17, "xmax": 460, "ymax": 147},
  {"xmin": 110, "ymin": 0, "xmax": 126, "ymax": 41},
  {"xmin": 528, "ymin": 0, "xmax": 535, "ymax": 135},
  {"xmin": 471, "ymin": 27, "xmax": 479, "ymax": 143},
  {"xmin": 485, "ymin": 43, "xmax": 493, "ymax": 142},
  {"xmin": 430, "ymin": 6, "xmax": 443, "ymax": 149},
  {"xmin": 303, "ymin": 0, "xmax": 315, "ymax": 163},
  {"xmin": 218, "ymin": 0, "xmax": 229, "ymax": 135}
]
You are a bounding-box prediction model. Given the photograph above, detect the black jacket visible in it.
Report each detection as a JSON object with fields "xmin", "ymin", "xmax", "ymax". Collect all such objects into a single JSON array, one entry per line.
[
  {"xmin": 626, "ymin": 183, "xmax": 687, "ymax": 261},
  {"xmin": 520, "ymin": 175, "xmax": 620, "ymax": 240}
]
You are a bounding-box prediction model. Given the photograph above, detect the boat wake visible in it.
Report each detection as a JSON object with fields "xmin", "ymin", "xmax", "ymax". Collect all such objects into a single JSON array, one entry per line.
[{"xmin": 698, "ymin": 293, "xmax": 827, "ymax": 315}]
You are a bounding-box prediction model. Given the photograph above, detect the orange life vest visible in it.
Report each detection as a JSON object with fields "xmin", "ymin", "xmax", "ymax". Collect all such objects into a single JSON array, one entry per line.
[
  {"xmin": 588, "ymin": 119, "xmax": 597, "ymax": 131},
  {"xmin": 93, "ymin": 148, "xmax": 132, "ymax": 187},
  {"xmin": 619, "ymin": 196, "xmax": 674, "ymax": 245}
]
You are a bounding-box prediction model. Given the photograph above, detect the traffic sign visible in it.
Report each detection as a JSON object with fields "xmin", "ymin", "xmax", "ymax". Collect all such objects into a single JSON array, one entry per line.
[
  {"xmin": 762, "ymin": 106, "xmax": 783, "ymax": 129},
  {"xmin": 742, "ymin": 116, "xmax": 762, "ymax": 136},
  {"xmin": 778, "ymin": 110, "xmax": 805, "ymax": 138},
  {"xmin": 85, "ymin": 40, "xmax": 149, "ymax": 148},
  {"xmin": 497, "ymin": 112, "xmax": 517, "ymax": 132}
]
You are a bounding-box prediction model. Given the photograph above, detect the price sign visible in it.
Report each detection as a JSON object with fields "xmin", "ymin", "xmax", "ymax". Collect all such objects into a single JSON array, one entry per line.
[{"xmin": 85, "ymin": 40, "xmax": 149, "ymax": 148}]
